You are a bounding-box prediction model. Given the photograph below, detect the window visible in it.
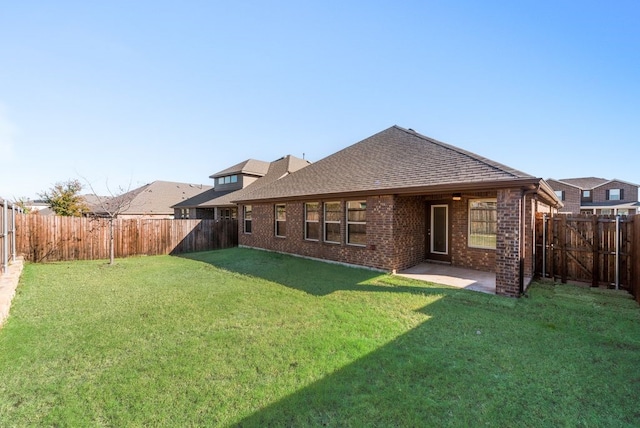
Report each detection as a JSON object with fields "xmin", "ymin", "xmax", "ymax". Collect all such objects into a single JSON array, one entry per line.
[
  {"xmin": 582, "ymin": 190, "xmax": 591, "ymax": 198},
  {"xmin": 607, "ymin": 189, "xmax": 622, "ymax": 201},
  {"xmin": 305, "ymin": 202, "xmax": 320, "ymax": 241},
  {"xmin": 346, "ymin": 200, "xmax": 366, "ymax": 246},
  {"xmin": 243, "ymin": 205, "xmax": 252, "ymax": 233},
  {"xmin": 324, "ymin": 202, "xmax": 341, "ymax": 243},
  {"xmin": 469, "ymin": 199, "xmax": 497, "ymax": 249},
  {"xmin": 219, "ymin": 207, "xmax": 237, "ymax": 220},
  {"xmin": 275, "ymin": 204, "xmax": 286, "ymax": 237},
  {"xmin": 217, "ymin": 175, "xmax": 238, "ymax": 185},
  {"xmin": 554, "ymin": 190, "xmax": 565, "ymax": 201},
  {"xmin": 180, "ymin": 208, "xmax": 189, "ymax": 219},
  {"xmin": 618, "ymin": 209, "xmax": 629, "ymax": 216}
]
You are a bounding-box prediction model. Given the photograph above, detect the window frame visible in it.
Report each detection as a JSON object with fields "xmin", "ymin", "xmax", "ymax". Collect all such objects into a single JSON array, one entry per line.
[
  {"xmin": 275, "ymin": 204, "xmax": 286, "ymax": 238},
  {"xmin": 468, "ymin": 198, "xmax": 497, "ymax": 250},
  {"xmin": 608, "ymin": 189, "xmax": 622, "ymax": 201},
  {"xmin": 243, "ymin": 205, "xmax": 252, "ymax": 234},
  {"xmin": 346, "ymin": 200, "xmax": 367, "ymax": 247},
  {"xmin": 304, "ymin": 202, "xmax": 320, "ymax": 241},
  {"xmin": 323, "ymin": 201, "xmax": 341, "ymax": 244}
]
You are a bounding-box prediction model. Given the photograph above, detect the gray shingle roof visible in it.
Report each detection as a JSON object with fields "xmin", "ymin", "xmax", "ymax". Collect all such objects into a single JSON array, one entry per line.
[
  {"xmin": 555, "ymin": 177, "xmax": 609, "ymax": 189},
  {"xmin": 94, "ymin": 181, "xmax": 213, "ymax": 215},
  {"xmin": 203, "ymin": 155, "xmax": 310, "ymax": 207},
  {"xmin": 235, "ymin": 126, "xmax": 537, "ymax": 202},
  {"xmin": 209, "ymin": 159, "xmax": 271, "ymax": 179}
]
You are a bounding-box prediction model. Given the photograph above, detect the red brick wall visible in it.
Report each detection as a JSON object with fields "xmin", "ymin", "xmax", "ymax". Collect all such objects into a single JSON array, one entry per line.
[
  {"xmin": 547, "ymin": 180, "xmax": 580, "ymax": 214},
  {"xmin": 495, "ymin": 188, "xmax": 521, "ymax": 297},
  {"xmin": 239, "ymin": 197, "xmax": 399, "ymax": 270},
  {"xmin": 394, "ymin": 196, "xmax": 426, "ymax": 270},
  {"xmin": 449, "ymin": 193, "xmax": 496, "ymax": 272}
]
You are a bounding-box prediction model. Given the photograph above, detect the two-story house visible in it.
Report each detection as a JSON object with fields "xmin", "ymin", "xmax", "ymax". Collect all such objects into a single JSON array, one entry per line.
[
  {"xmin": 173, "ymin": 155, "xmax": 310, "ymax": 219},
  {"xmin": 547, "ymin": 177, "xmax": 640, "ymax": 215}
]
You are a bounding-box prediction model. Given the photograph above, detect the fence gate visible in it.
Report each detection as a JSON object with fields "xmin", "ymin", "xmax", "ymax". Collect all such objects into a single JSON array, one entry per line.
[{"xmin": 535, "ymin": 213, "xmax": 635, "ymax": 294}]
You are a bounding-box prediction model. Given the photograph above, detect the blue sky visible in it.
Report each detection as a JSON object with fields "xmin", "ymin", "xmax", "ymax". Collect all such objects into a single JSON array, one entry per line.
[{"xmin": 1, "ymin": 1, "xmax": 638, "ymax": 200}]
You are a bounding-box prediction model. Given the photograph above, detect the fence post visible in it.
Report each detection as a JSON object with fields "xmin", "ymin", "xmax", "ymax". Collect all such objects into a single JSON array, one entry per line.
[
  {"xmin": 592, "ymin": 215, "xmax": 599, "ymax": 287},
  {"xmin": 615, "ymin": 215, "xmax": 620, "ymax": 290},
  {"xmin": 2, "ymin": 199, "xmax": 7, "ymax": 273}
]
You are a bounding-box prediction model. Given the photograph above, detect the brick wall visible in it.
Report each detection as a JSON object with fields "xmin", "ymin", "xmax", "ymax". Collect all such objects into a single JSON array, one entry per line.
[
  {"xmin": 593, "ymin": 181, "xmax": 638, "ymax": 204},
  {"xmin": 547, "ymin": 180, "xmax": 580, "ymax": 213},
  {"xmin": 394, "ymin": 196, "xmax": 425, "ymax": 270},
  {"xmin": 495, "ymin": 188, "xmax": 521, "ymax": 297},
  {"xmin": 449, "ymin": 193, "xmax": 496, "ymax": 272},
  {"xmin": 239, "ymin": 197, "xmax": 399, "ymax": 271}
]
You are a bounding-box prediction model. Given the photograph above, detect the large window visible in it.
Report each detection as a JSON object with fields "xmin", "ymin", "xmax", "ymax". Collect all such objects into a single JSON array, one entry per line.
[
  {"xmin": 243, "ymin": 205, "xmax": 252, "ymax": 234},
  {"xmin": 346, "ymin": 200, "xmax": 366, "ymax": 246},
  {"xmin": 275, "ymin": 204, "xmax": 286, "ymax": 237},
  {"xmin": 305, "ymin": 202, "xmax": 320, "ymax": 241},
  {"xmin": 469, "ymin": 199, "xmax": 497, "ymax": 249},
  {"xmin": 607, "ymin": 189, "xmax": 622, "ymax": 200},
  {"xmin": 324, "ymin": 202, "xmax": 341, "ymax": 243},
  {"xmin": 554, "ymin": 190, "xmax": 565, "ymax": 201}
]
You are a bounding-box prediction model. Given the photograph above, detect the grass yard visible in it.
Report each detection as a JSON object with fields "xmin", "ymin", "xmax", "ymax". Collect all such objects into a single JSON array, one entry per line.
[{"xmin": 1, "ymin": 248, "xmax": 639, "ymax": 427}]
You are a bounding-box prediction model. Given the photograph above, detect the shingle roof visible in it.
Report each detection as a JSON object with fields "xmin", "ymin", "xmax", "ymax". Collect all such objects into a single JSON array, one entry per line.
[
  {"xmin": 95, "ymin": 181, "xmax": 213, "ymax": 215},
  {"xmin": 209, "ymin": 159, "xmax": 271, "ymax": 179},
  {"xmin": 555, "ymin": 177, "xmax": 609, "ymax": 189},
  {"xmin": 202, "ymin": 155, "xmax": 310, "ymax": 207},
  {"xmin": 171, "ymin": 188, "xmax": 236, "ymax": 208},
  {"xmin": 235, "ymin": 126, "xmax": 537, "ymax": 202}
]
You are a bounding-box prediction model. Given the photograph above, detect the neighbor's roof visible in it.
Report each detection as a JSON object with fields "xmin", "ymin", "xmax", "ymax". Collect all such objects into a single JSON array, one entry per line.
[
  {"xmin": 554, "ymin": 177, "xmax": 609, "ymax": 189},
  {"xmin": 235, "ymin": 126, "xmax": 541, "ymax": 203},
  {"xmin": 171, "ymin": 188, "xmax": 237, "ymax": 209},
  {"xmin": 209, "ymin": 159, "xmax": 271, "ymax": 179},
  {"xmin": 94, "ymin": 180, "xmax": 213, "ymax": 215},
  {"xmin": 203, "ymin": 155, "xmax": 311, "ymax": 207}
]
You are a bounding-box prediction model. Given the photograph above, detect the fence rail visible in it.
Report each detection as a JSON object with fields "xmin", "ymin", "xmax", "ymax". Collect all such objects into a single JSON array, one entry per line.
[
  {"xmin": 16, "ymin": 216, "xmax": 238, "ymax": 262},
  {"xmin": 1, "ymin": 198, "xmax": 24, "ymax": 273},
  {"xmin": 535, "ymin": 213, "xmax": 639, "ymax": 303}
]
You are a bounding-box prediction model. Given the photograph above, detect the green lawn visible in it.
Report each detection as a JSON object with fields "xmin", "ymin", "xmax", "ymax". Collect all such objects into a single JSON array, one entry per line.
[{"xmin": 1, "ymin": 248, "xmax": 639, "ymax": 427}]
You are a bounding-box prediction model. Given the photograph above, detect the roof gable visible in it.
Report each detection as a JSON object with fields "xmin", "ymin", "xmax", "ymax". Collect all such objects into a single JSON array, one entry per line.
[
  {"xmin": 235, "ymin": 126, "xmax": 536, "ymax": 202},
  {"xmin": 209, "ymin": 159, "xmax": 271, "ymax": 179}
]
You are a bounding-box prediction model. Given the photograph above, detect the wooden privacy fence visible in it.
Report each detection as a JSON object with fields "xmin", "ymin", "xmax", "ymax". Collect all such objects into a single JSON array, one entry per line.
[
  {"xmin": 1, "ymin": 198, "xmax": 24, "ymax": 273},
  {"xmin": 535, "ymin": 213, "xmax": 640, "ymax": 303},
  {"xmin": 15, "ymin": 216, "xmax": 238, "ymax": 262}
]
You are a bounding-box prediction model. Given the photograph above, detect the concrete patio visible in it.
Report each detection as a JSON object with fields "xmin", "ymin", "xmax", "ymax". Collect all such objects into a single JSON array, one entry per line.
[{"xmin": 397, "ymin": 262, "xmax": 496, "ymax": 294}]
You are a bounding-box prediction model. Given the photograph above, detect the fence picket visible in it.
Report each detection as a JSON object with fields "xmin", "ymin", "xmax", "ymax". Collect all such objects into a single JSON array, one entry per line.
[{"xmin": 15, "ymin": 216, "xmax": 238, "ymax": 262}]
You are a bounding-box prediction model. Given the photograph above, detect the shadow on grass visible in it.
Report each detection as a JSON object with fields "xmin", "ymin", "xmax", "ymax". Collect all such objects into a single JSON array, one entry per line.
[
  {"xmin": 174, "ymin": 248, "xmax": 541, "ymax": 426},
  {"xmin": 178, "ymin": 247, "xmax": 455, "ymax": 298}
]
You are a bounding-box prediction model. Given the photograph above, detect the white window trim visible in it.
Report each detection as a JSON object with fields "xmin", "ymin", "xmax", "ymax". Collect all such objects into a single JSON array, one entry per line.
[
  {"xmin": 468, "ymin": 198, "xmax": 497, "ymax": 250},
  {"xmin": 323, "ymin": 202, "xmax": 341, "ymax": 244},
  {"xmin": 346, "ymin": 200, "xmax": 366, "ymax": 247}
]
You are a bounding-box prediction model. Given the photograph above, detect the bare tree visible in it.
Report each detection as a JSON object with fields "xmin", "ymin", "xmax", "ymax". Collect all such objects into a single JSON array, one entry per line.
[{"xmin": 83, "ymin": 179, "xmax": 135, "ymax": 265}]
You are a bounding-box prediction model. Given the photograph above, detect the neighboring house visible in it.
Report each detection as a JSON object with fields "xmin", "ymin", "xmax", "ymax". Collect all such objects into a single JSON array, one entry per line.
[
  {"xmin": 547, "ymin": 177, "xmax": 639, "ymax": 215},
  {"xmin": 234, "ymin": 126, "xmax": 562, "ymax": 297},
  {"xmin": 172, "ymin": 155, "xmax": 310, "ymax": 219},
  {"xmin": 88, "ymin": 180, "xmax": 212, "ymax": 219}
]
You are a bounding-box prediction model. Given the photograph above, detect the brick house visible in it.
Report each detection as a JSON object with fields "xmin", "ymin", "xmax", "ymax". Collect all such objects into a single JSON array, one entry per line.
[
  {"xmin": 547, "ymin": 177, "xmax": 639, "ymax": 215},
  {"xmin": 234, "ymin": 126, "xmax": 561, "ymax": 297},
  {"xmin": 172, "ymin": 156, "xmax": 310, "ymax": 220}
]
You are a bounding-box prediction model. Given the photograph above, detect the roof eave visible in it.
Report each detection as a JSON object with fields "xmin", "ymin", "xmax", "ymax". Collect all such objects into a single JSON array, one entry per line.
[{"xmin": 233, "ymin": 178, "xmax": 545, "ymax": 204}]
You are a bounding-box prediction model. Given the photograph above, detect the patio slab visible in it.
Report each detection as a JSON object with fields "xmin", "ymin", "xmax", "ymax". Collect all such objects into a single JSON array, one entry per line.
[{"xmin": 397, "ymin": 262, "xmax": 496, "ymax": 294}]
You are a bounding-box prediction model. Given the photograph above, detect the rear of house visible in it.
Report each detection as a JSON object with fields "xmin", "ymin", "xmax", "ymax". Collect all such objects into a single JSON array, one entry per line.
[{"xmin": 235, "ymin": 126, "xmax": 561, "ymax": 297}]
